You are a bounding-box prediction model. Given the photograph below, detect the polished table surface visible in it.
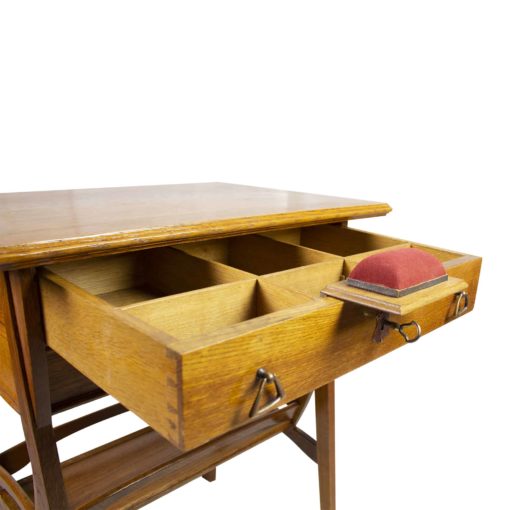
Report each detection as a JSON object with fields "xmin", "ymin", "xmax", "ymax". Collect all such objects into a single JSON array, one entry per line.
[{"xmin": 0, "ymin": 182, "xmax": 391, "ymax": 270}]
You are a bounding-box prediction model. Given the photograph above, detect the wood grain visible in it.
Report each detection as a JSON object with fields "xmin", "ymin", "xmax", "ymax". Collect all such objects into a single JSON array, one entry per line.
[
  {"xmin": 39, "ymin": 269, "xmax": 183, "ymax": 447},
  {"xmin": 0, "ymin": 404, "xmax": 126, "ymax": 476},
  {"xmin": 294, "ymin": 225, "xmax": 406, "ymax": 256},
  {"xmin": 202, "ymin": 469, "xmax": 216, "ymax": 483},
  {"xmin": 316, "ymin": 382, "xmax": 336, "ymax": 510},
  {"xmin": 47, "ymin": 349, "xmax": 105, "ymax": 414},
  {"xmin": 38, "ymin": 237, "xmax": 481, "ymax": 452},
  {"xmin": 0, "ymin": 276, "xmax": 102, "ymax": 414},
  {"xmin": 0, "ymin": 182, "xmax": 483, "ymax": 510},
  {"xmin": 124, "ymin": 280, "xmax": 260, "ymax": 342},
  {"xmin": 5, "ymin": 270, "xmax": 68, "ymax": 509},
  {"xmin": 41, "ymin": 259, "xmax": 402, "ymax": 451},
  {"xmin": 0, "ymin": 274, "xmax": 18, "ymax": 411},
  {"xmin": 0, "ymin": 183, "xmax": 391, "ymax": 270},
  {"xmin": 178, "ymin": 234, "xmax": 339, "ymax": 275},
  {"xmin": 179, "ymin": 299, "xmax": 381, "ymax": 449},
  {"xmin": 261, "ymin": 260, "xmax": 344, "ymax": 297},
  {"xmin": 0, "ymin": 466, "xmax": 33, "ymax": 510},
  {"xmin": 284, "ymin": 426, "xmax": 318, "ymax": 462},
  {"xmin": 18, "ymin": 403, "xmax": 299, "ymax": 510},
  {"xmin": 443, "ymin": 255, "xmax": 482, "ymax": 313},
  {"xmin": 322, "ymin": 277, "xmax": 468, "ymax": 315},
  {"xmin": 49, "ymin": 247, "xmax": 254, "ymax": 307},
  {"xmin": 0, "ymin": 317, "xmax": 18, "ymax": 411}
]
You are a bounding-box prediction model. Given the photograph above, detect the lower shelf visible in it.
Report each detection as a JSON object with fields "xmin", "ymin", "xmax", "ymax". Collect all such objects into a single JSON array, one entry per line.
[{"xmin": 18, "ymin": 402, "xmax": 299, "ymax": 509}]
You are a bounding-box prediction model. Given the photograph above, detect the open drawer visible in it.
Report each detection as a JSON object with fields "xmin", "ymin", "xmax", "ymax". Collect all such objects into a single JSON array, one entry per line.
[
  {"xmin": 39, "ymin": 245, "xmax": 352, "ymax": 451},
  {"xmin": 38, "ymin": 229, "xmax": 481, "ymax": 451}
]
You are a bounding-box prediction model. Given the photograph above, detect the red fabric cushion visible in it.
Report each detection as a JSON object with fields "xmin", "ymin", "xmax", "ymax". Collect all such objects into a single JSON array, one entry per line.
[{"xmin": 348, "ymin": 247, "xmax": 446, "ymax": 291}]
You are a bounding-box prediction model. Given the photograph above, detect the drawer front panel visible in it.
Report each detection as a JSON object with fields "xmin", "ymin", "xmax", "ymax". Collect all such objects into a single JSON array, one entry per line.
[{"xmin": 180, "ymin": 300, "xmax": 403, "ymax": 449}]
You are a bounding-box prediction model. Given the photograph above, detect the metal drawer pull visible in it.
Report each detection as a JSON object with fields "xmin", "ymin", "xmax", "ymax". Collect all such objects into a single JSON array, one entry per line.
[
  {"xmin": 249, "ymin": 368, "xmax": 285, "ymax": 418},
  {"xmin": 454, "ymin": 291, "xmax": 469, "ymax": 317},
  {"xmin": 382, "ymin": 318, "xmax": 422, "ymax": 343},
  {"xmin": 373, "ymin": 312, "xmax": 422, "ymax": 343},
  {"xmin": 393, "ymin": 320, "xmax": 422, "ymax": 343}
]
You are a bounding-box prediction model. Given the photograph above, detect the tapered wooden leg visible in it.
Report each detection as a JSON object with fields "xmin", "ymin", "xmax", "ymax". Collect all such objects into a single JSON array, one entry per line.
[
  {"xmin": 202, "ymin": 468, "xmax": 216, "ymax": 483},
  {"xmin": 3, "ymin": 271, "xmax": 68, "ymax": 510},
  {"xmin": 315, "ymin": 381, "xmax": 335, "ymax": 510}
]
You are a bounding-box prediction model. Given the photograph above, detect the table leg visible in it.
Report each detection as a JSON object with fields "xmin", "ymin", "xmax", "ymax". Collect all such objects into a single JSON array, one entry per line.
[
  {"xmin": 4, "ymin": 270, "xmax": 68, "ymax": 510},
  {"xmin": 315, "ymin": 381, "xmax": 336, "ymax": 510},
  {"xmin": 202, "ymin": 468, "xmax": 216, "ymax": 482}
]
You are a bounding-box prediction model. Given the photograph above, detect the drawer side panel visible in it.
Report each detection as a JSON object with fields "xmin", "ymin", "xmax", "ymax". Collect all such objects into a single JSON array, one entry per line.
[
  {"xmin": 0, "ymin": 322, "xmax": 18, "ymax": 411},
  {"xmin": 40, "ymin": 273, "xmax": 182, "ymax": 447},
  {"xmin": 0, "ymin": 274, "xmax": 19, "ymax": 411}
]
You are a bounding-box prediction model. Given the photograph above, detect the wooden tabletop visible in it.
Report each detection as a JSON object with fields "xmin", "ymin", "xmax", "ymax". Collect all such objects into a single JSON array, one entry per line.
[{"xmin": 0, "ymin": 183, "xmax": 391, "ymax": 270}]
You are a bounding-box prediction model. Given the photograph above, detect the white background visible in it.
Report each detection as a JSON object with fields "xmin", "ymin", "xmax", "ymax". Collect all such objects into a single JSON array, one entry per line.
[{"xmin": 0, "ymin": 2, "xmax": 508, "ymax": 509}]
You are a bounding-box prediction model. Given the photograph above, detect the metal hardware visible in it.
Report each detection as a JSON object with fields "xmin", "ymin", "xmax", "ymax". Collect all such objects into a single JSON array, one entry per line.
[
  {"xmin": 372, "ymin": 312, "xmax": 387, "ymax": 343},
  {"xmin": 372, "ymin": 312, "xmax": 422, "ymax": 343},
  {"xmin": 390, "ymin": 320, "xmax": 422, "ymax": 343},
  {"xmin": 454, "ymin": 291, "xmax": 469, "ymax": 318},
  {"xmin": 249, "ymin": 368, "xmax": 285, "ymax": 418}
]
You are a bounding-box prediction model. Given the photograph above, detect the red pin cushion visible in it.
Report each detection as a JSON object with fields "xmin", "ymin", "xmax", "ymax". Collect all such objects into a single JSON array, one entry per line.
[{"xmin": 347, "ymin": 247, "xmax": 447, "ymax": 297}]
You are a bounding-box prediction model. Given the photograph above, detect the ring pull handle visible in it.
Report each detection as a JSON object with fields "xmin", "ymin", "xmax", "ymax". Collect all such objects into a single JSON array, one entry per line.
[
  {"xmin": 373, "ymin": 313, "xmax": 422, "ymax": 344},
  {"xmin": 454, "ymin": 291, "xmax": 469, "ymax": 318},
  {"xmin": 249, "ymin": 368, "xmax": 285, "ymax": 418},
  {"xmin": 394, "ymin": 320, "xmax": 422, "ymax": 343}
]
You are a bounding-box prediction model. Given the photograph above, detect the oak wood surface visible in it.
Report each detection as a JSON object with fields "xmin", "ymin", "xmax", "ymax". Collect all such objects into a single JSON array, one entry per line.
[
  {"xmin": 316, "ymin": 382, "xmax": 336, "ymax": 510},
  {"xmin": 39, "ymin": 269, "xmax": 183, "ymax": 447},
  {"xmin": 178, "ymin": 299, "xmax": 380, "ymax": 449},
  {"xmin": 0, "ymin": 403, "xmax": 126, "ymax": 476},
  {"xmin": 443, "ymin": 255, "xmax": 482, "ymax": 313},
  {"xmin": 18, "ymin": 402, "xmax": 299, "ymax": 510},
  {"xmin": 41, "ymin": 264, "xmax": 344, "ymax": 450},
  {"xmin": 201, "ymin": 469, "xmax": 216, "ymax": 483},
  {"xmin": 0, "ymin": 318, "xmax": 17, "ymax": 411},
  {"xmin": 0, "ymin": 184, "xmax": 483, "ymax": 510},
  {"xmin": 0, "ymin": 277, "xmax": 102, "ymax": 414},
  {"xmin": 49, "ymin": 247, "xmax": 254, "ymax": 307},
  {"xmin": 178, "ymin": 234, "xmax": 339, "ymax": 275},
  {"xmin": 38, "ymin": 228, "xmax": 481, "ymax": 452},
  {"xmin": 123, "ymin": 279, "xmax": 312, "ymax": 343},
  {"xmin": 261, "ymin": 260, "xmax": 343, "ymax": 297},
  {"xmin": 4, "ymin": 270, "xmax": 68, "ymax": 509},
  {"xmin": 47, "ymin": 350, "xmax": 105, "ymax": 414},
  {"xmin": 0, "ymin": 466, "xmax": 33, "ymax": 510},
  {"xmin": 293, "ymin": 225, "xmax": 405, "ymax": 256},
  {"xmin": 322, "ymin": 276, "xmax": 468, "ymax": 315},
  {"xmin": 0, "ymin": 183, "xmax": 391, "ymax": 270},
  {"xmin": 0, "ymin": 275, "xmax": 18, "ymax": 411},
  {"xmin": 284, "ymin": 426, "xmax": 318, "ymax": 463}
]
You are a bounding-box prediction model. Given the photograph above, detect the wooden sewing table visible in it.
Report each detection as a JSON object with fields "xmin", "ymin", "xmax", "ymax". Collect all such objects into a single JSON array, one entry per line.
[{"xmin": 0, "ymin": 183, "xmax": 481, "ymax": 509}]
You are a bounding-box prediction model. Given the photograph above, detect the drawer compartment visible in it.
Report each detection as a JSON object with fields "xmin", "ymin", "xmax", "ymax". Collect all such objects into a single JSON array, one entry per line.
[
  {"xmin": 177, "ymin": 234, "xmax": 340, "ymax": 275},
  {"xmin": 179, "ymin": 234, "xmax": 344, "ymax": 297},
  {"xmin": 40, "ymin": 255, "xmax": 358, "ymax": 451},
  {"xmin": 38, "ymin": 228, "xmax": 481, "ymax": 452},
  {"xmin": 49, "ymin": 247, "xmax": 254, "ymax": 307},
  {"xmin": 265, "ymin": 224, "xmax": 409, "ymax": 256}
]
